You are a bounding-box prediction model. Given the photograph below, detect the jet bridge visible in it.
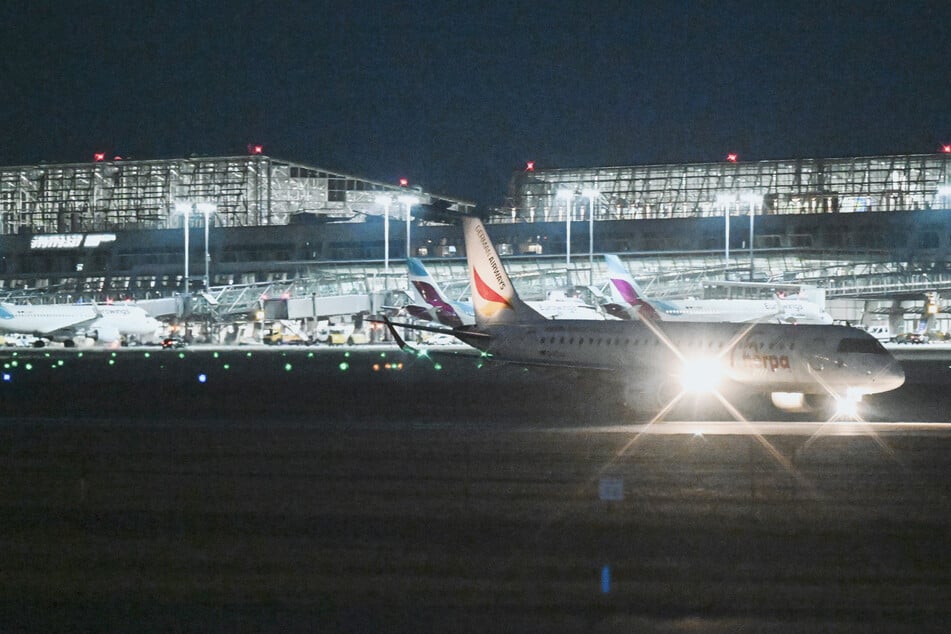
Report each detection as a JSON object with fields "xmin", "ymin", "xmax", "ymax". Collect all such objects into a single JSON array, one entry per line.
[
  {"xmin": 185, "ymin": 274, "xmax": 374, "ymax": 320},
  {"xmin": 263, "ymin": 294, "xmax": 371, "ymax": 320}
]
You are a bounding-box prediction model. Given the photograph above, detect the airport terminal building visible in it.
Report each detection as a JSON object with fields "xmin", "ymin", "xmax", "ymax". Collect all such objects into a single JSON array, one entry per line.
[{"xmin": 1, "ymin": 151, "xmax": 950, "ymax": 328}]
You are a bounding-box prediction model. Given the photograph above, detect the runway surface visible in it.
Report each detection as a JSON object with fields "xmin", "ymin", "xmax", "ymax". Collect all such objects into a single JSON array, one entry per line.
[{"xmin": 1, "ymin": 346, "xmax": 950, "ymax": 631}]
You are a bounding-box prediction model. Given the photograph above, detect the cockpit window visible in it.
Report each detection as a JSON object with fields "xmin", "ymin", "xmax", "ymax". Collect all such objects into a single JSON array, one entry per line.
[{"xmin": 837, "ymin": 337, "xmax": 887, "ymax": 354}]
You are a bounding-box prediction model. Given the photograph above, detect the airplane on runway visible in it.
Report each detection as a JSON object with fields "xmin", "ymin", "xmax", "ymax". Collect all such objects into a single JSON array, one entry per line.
[
  {"xmin": 604, "ymin": 254, "xmax": 833, "ymax": 324},
  {"xmin": 405, "ymin": 257, "xmax": 609, "ymax": 326},
  {"xmin": 379, "ymin": 218, "xmax": 905, "ymax": 417},
  {"xmin": 0, "ymin": 301, "xmax": 162, "ymax": 347}
]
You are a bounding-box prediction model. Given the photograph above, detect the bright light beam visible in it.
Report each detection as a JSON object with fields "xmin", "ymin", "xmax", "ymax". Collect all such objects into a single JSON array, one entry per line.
[{"xmin": 800, "ymin": 365, "xmax": 897, "ymax": 459}]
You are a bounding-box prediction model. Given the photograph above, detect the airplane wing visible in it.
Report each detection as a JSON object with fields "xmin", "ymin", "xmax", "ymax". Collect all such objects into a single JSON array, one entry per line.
[
  {"xmin": 369, "ymin": 316, "xmax": 488, "ymax": 345},
  {"xmin": 367, "ymin": 316, "xmax": 488, "ymax": 363},
  {"xmin": 371, "ymin": 316, "xmax": 619, "ymax": 371}
]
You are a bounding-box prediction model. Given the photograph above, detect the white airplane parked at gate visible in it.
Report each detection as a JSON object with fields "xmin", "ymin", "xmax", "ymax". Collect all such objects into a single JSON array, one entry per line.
[
  {"xmin": 604, "ymin": 254, "xmax": 833, "ymax": 324},
  {"xmin": 379, "ymin": 218, "xmax": 904, "ymax": 417},
  {"xmin": 0, "ymin": 301, "xmax": 162, "ymax": 347}
]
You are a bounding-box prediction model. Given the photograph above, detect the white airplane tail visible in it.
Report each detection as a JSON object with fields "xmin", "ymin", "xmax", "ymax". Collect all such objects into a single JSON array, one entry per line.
[
  {"xmin": 406, "ymin": 257, "xmax": 472, "ymax": 327},
  {"xmin": 604, "ymin": 254, "xmax": 649, "ymax": 307},
  {"xmin": 461, "ymin": 216, "xmax": 545, "ymax": 326}
]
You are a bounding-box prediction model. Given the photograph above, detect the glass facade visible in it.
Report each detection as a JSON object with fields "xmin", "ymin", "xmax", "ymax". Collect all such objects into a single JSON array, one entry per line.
[
  {"xmin": 504, "ymin": 153, "xmax": 951, "ymax": 223},
  {"xmin": 0, "ymin": 155, "xmax": 474, "ymax": 235}
]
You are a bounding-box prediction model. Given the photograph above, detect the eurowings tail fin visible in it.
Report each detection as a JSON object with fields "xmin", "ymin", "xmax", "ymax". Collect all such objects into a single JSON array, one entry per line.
[
  {"xmin": 407, "ymin": 258, "xmax": 469, "ymax": 327},
  {"xmin": 604, "ymin": 254, "xmax": 661, "ymax": 320},
  {"xmin": 604, "ymin": 255, "xmax": 648, "ymax": 307},
  {"xmin": 461, "ymin": 216, "xmax": 545, "ymax": 326}
]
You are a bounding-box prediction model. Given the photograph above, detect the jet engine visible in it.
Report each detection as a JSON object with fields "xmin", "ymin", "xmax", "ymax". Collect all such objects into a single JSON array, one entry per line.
[
  {"xmin": 770, "ymin": 392, "xmax": 832, "ymax": 414},
  {"xmin": 90, "ymin": 326, "xmax": 121, "ymax": 344}
]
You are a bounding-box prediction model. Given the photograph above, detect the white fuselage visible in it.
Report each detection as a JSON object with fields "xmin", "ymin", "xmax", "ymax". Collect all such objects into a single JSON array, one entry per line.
[
  {"xmin": 648, "ymin": 297, "xmax": 832, "ymax": 324},
  {"xmin": 90, "ymin": 304, "xmax": 163, "ymax": 339},
  {"xmin": 456, "ymin": 319, "xmax": 904, "ymax": 397},
  {"xmin": 0, "ymin": 302, "xmax": 161, "ymax": 342}
]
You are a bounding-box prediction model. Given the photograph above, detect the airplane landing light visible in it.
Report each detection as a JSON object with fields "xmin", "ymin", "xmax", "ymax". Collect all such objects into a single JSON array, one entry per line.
[
  {"xmin": 833, "ymin": 388, "xmax": 863, "ymax": 419},
  {"xmin": 680, "ymin": 357, "xmax": 723, "ymax": 393}
]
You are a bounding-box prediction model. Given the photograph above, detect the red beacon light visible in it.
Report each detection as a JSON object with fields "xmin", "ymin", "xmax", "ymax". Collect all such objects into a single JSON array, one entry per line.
[
  {"xmin": 247, "ymin": 144, "xmax": 264, "ymax": 155},
  {"xmin": 525, "ymin": 161, "xmax": 535, "ymax": 171},
  {"xmin": 726, "ymin": 153, "xmax": 738, "ymax": 163},
  {"xmin": 399, "ymin": 177, "xmax": 409, "ymax": 187},
  {"xmin": 93, "ymin": 152, "xmax": 105, "ymax": 162},
  {"xmin": 942, "ymin": 144, "xmax": 951, "ymax": 154}
]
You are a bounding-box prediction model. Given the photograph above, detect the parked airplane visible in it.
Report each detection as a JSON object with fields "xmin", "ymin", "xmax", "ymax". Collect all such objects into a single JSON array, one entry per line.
[
  {"xmin": 405, "ymin": 257, "xmax": 474, "ymax": 327},
  {"xmin": 604, "ymin": 254, "xmax": 832, "ymax": 324},
  {"xmin": 381, "ymin": 218, "xmax": 904, "ymax": 417},
  {"xmin": 405, "ymin": 257, "xmax": 609, "ymax": 326},
  {"xmin": 0, "ymin": 301, "xmax": 162, "ymax": 346}
]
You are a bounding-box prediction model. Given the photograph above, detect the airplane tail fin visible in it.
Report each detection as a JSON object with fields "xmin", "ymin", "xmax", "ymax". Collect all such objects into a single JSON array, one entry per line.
[
  {"xmin": 461, "ymin": 216, "xmax": 545, "ymax": 326},
  {"xmin": 407, "ymin": 257, "xmax": 466, "ymax": 327},
  {"xmin": 604, "ymin": 255, "xmax": 660, "ymax": 320},
  {"xmin": 604, "ymin": 254, "xmax": 648, "ymax": 307}
]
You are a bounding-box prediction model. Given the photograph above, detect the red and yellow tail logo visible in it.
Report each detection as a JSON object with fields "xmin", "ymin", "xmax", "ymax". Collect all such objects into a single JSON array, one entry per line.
[{"xmin": 473, "ymin": 268, "xmax": 513, "ymax": 318}]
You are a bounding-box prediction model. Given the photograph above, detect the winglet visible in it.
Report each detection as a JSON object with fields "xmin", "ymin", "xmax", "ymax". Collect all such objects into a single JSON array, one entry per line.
[{"xmin": 381, "ymin": 315, "xmax": 410, "ymax": 350}]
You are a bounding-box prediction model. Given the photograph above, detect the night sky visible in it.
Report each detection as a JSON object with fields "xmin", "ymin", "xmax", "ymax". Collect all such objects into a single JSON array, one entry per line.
[{"xmin": 2, "ymin": 1, "xmax": 949, "ymax": 208}]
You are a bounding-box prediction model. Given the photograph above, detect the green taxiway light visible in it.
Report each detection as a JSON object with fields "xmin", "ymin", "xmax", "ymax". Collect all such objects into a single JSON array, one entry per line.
[
  {"xmin": 213, "ymin": 352, "xmax": 219, "ymax": 359},
  {"xmin": 178, "ymin": 352, "xmax": 185, "ymax": 359},
  {"xmin": 144, "ymin": 352, "xmax": 150, "ymax": 358},
  {"xmin": 284, "ymin": 363, "xmax": 293, "ymax": 372},
  {"xmin": 223, "ymin": 364, "xmax": 230, "ymax": 370},
  {"xmin": 338, "ymin": 361, "xmax": 349, "ymax": 371},
  {"xmin": 108, "ymin": 360, "xmax": 115, "ymax": 366},
  {"xmin": 24, "ymin": 363, "xmax": 32, "ymax": 370}
]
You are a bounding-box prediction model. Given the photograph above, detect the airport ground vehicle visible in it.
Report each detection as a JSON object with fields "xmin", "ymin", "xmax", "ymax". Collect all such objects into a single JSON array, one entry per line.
[
  {"xmin": 894, "ymin": 332, "xmax": 929, "ymax": 344},
  {"xmin": 160, "ymin": 336, "xmax": 187, "ymax": 349},
  {"xmin": 263, "ymin": 327, "xmax": 310, "ymax": 345},
  {"xmin": 328, "ymin": 325, "xmax": 368, "ymax": 345},
  {"xmin": 1, "ymin": 333, "xmax": 39, "ymax": 347}
]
